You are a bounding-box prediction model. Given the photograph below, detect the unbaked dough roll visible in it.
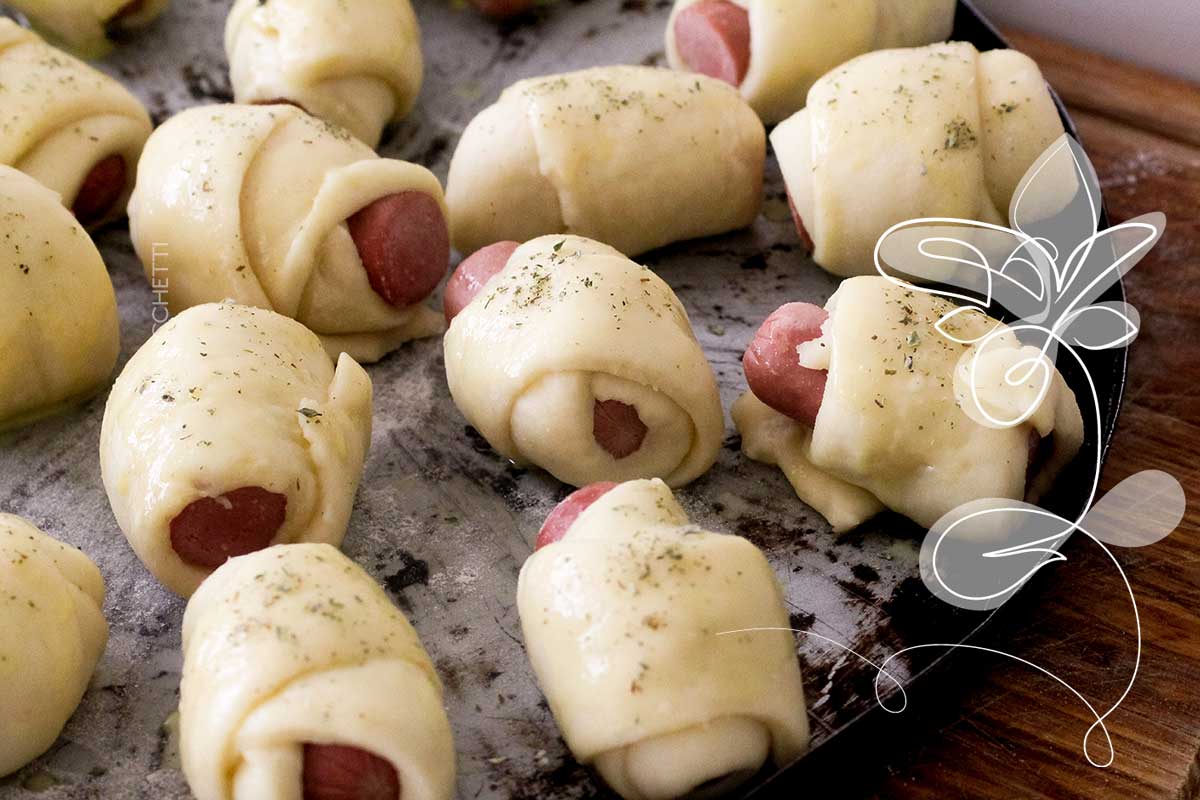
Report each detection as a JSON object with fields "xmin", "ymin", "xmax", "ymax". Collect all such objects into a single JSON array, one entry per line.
[
  {"xmin": 443, "ymin": 235, "xmax": 723, "ymax": 488},
  {"xmin": 100, "ymin": 302, "xmax": 373, "ymax": 598},
  {"xmin": 445, "ymin": 65, "xmax": 764, "ymax": 257},
  {"xmin": 180, "ymin": 543, "xmax": 455, "ymax": 800},
  {"xmin": 0, "ymin": 514, "xmax": 107, "ymax": 777},
  {"xmin": 225, "ymin": 0, "xmax": 423, "ymax": 148},
  {"xmin": 0, "ymin": 19, "xmax": 152, "ymax": 227},
  {"xmin": 3, "ymin": 0, "xmax": 168, "ymax": 57},
  {"xmin": 736, "ymin": 276, "xmax": 1084, "ymax": 531},
  {"xmin": 128, "ymin": 103, "xmax": 447, "ymax": 364},
  {"xmin": 772, "ymin": 42, "xmax": 1065, "ymax": 277},
  {"xmin": 665, "ymin": 0, "xmax": 954, "ymax": 123},
  {"xmin": 0, "ymin": 166, "xmax": 119, "ymax": 432},
  {"xmin": 519, "ymin": 479, "xmax": 810, "ymax": 800}
]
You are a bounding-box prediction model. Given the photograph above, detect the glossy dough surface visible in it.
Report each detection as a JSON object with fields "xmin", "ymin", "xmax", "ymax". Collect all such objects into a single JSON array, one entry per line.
[
  {"xmin": 225, "ymin": 0, "xmax": 423, "ymax": 147},
  {"xmin": 0, "ymin": 20, "xmax": 152, "ymax": 225},
  {"xmin": 100, "ymin": 302, "xmax": 373, "ymax": 597},
  {"xmin": 443, "ymin": 235, "xmax": 724, "ymax": 488},
  {"xmin": 445, "ymin": 65, "xmax": 764, "ymax": 257},
  {"xmin": 0, "ymin": 514, "xmax": 107, "ymax": 777},
  {"xmin": 773, "ymin": 42, "xmax": 1066, "ymax": 277},
  {"xmin": 2, "ymin": 0, "xmax": 168, "ymax": 57},
  {"xmin": 665, "ymin": 0, "xmax": 954, "ymax": 123},
  {"xmin": 128, "ymin": 103, "xmax": 444, "ymax": 363},
  {"xmin": 180, "ymin": 543, "xmax": 455, "ymax": 800},
  {"xmin": 518, "ymin": 480, "xmax": 809, "ymax": 800},
  {"xmin": 0, "ymin": 166, "xmax": 120, "ymax": 431},
  {"xmin": 736, "ymin": 277, "xmax": 1084, "ymax": 529}
]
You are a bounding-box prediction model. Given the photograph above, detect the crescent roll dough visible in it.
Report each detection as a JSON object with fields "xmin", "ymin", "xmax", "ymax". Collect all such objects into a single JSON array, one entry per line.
[
  {"xmin": 128, "ymin": 104, "xmax": 445, "ymax": 363},
  {"xmin": 519, "ymin": 479, "xmax": 810, "ymax": 800},
  {"xmin": 0, "ymin": 515, "xmax": 107, "ymax": 777},
  {"xmin": 225, "ymin": 0, "xmax": 423, "ymax": 148},
  {"xmin": 735, "ymin": 277, "xmax": 1084, "ymax": 531},
  {"xmin": 0, "ymin": 165, "xmax": 120, "ymax": 431},
  {"xmin": 445, "ymin": 65, "xmax": 764, "ymax": 257},
  {"xmin": 773, "ymin": 42, "xmax": 1066, "ymax": 277},
  {"xmin": 0, "ymin": 19, "xmax": 152, "ymax": 227},
  {"xmin": 100, "ymin": 302, "xmax": 373, "ymax": 598},
  {"xmin": 2, "ymin": 0, "xmax": 168, "ymax": 57},
  {"xmin": 444, "ymin": 235, "xmax": 723, "ymax": 488},
  {"xmin": 665, "ymin": 0, "xmax": 954, "ymax": 123},
  {"xmin": 180, "ymin": 543, "xmax": 455, "ymax": 800}
]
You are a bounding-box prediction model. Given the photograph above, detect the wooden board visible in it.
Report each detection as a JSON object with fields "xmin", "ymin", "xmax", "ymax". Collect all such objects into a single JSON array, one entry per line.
[{"xmin": 763, "ymin": 28, "xmax": 1200, "ymax": 800}]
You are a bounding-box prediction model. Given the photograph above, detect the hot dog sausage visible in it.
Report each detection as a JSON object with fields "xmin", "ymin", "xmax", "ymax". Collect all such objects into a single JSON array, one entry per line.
[
  {"xmin": 536, "ymin": 482, "xmax": 618, "ymax": 550},
  {"xmin": 169, "ymin": 486, "xmax": 288, "ymax": 569},
  {"xmin": 593, "ymin": 399, "xmax": 648, "ymax": 460},
  {"xmin": 743, "ymin": 302, "xmax": 828, "ymax": 428},
  {"xmin": 347, "ymin": 191, "xmax": 450, "ymax": 309},
  {"xmin": 673, "ymin": 0, "xmax": 751, "ymax": 87},
  {"xmin": 786, "ymin": 193, "xmax": 814, "ymax": 253},
  {"xmin": 71, "ymin": 154, "xmax": 127, "ymax": 226},
  {"xmin": 470, "ymin": 0, "xmax": 536, "ymax": 19},
  {"xmin": 442, "ymin": 240, "xmax": 520, "ymax": 323},
  {"xmin": 303, "ymin": 743, "xmax": 400, "ymax": 800}
]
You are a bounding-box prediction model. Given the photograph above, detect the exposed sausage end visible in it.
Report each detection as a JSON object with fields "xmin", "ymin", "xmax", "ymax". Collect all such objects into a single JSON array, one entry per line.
[
  {"xmin": 302, "ymin": 743, "xmax": 401, "ymax": 800},
  {"xmin": 743, "ymin": 302, "xmax": 828, "ymax": 428},
  {"xmin": 673, "ymin": 0, "xmax": 752, "ymax": 87},
  {"xmin": 443, "ymin": 240, "xmax": 520, "ymax": 323},
  {"xmin": 536, "ymin": 482, "xmax": 619, "ymax": 550},
  {"xmin": 169, "ymin": 486, "xmax": 288, "ymax": 569},
  {"xmin": 72, "ymin": 154, "xmax": 127, "ymax": 226},
  {"xmin": 348, "ymin": 191, "xmax": 451, "ymax": 309}
]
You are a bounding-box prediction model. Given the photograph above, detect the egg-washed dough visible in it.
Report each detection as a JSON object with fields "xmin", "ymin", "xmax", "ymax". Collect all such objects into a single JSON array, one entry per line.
[
  {"xmin": 445, "ymin": 65, "xmax": 764, "ymax": 257},
  {"xmin": 0, "ymin": 20, "xmax": 152, "ymax": 226},
  {"xmin": 664, "ymin": 0, "xmax": 954, "ymax": 124},
  {"xmin": 0, "ymin": 166, "xmax": 120, "ymax": 431},
  {"xmin": 0, "ymin": 514, "xmax": 107, "ymax": 777},
  {"xmin": 180, "ymin": 543, "xmax": 455, "ymax": 800},
  {"xmin": 444, "ymin": 235, "xmax": 724, "ymax": 488},
  {"xmin": 518, "ymin": 479, "xmax": 809, "ymax": 800},
  {"xmin": 772, "ymin": 42, "xmax": 1065, "ymax": 277},
  {"xmin": 2, "ymin": 0, "xmax": 168, "ymax": 58},
  {"xmin": 736, "ymin": 277, "xmax": 1084, "ymax": 530},
  {"xmin": 225, "ymin": 0, "xmax": 423, "ymax": 148},
  {"xmin": 128, "ymin": 104, "xmax": 444, "ymax": 363},
  {"xmin": 100, "ymin": 302, "xmax": 373, "ymax": 598}
]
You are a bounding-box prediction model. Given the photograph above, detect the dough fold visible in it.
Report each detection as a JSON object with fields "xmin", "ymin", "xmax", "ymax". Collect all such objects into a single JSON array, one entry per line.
[
  {"xmin": 518, "ymin": 479, "xmax": 810, "ymax": 800},
  {"xmin": 128, "ymin": 103, "xmax": 445, "ymax": 363},
  {"xmin": 444, "ymin": 235, "xmax": 724, "ymax": 488},
  {"xmin": 100, "ymin": 302, "xmax": 373, "ymax": 597},
  {"xmin": 772, "ymin": 42, "xmax": 1065, "ymax": 277},
  {"xmin": 180, "ymin": 543, "xmax": 455, "ymax": 800},
  {"xmin": 665, "ymin": 0, "xmax": 954, "ymax": 123},
  {"xmin": 2, "ymin": 0, "xmax": 168, "ymax": 57},
  {"xmin": 0, "ymin": 19, "xmax": 152, "ymax": 226},
  {"xmin": 0, "ymin": 165, "xmax": 120, "ymax": 431},
  {"xmin": 225, "ymin": 0, "xmax": 423, "ymax": 147},
  {"xmin": 445, "ymin": 65, "xmax": 764, "ymax": 257},
  {"xmin": 0, "ymin": 514, "xmax": 107, "ymax": 777},
  {"xmin": 736, "ymin": 277, "xmax": 1084, "ymax": 530}
]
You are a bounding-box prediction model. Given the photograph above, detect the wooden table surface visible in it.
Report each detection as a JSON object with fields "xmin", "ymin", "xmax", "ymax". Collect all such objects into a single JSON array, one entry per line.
[{"xmin": 769, "ymin": 28, "xmax": 1200, "ymax": 800}]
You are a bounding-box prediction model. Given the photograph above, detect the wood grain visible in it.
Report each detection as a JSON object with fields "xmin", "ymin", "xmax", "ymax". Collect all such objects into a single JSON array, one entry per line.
[{"xmin": 800, "ymin": 33, "xmax": 1200, "ymax": 800}]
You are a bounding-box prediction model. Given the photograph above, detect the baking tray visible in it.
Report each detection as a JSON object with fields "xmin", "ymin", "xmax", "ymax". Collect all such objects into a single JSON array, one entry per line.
[{"xmin": 0, "ymin": 1, "xmax": 1126, "ymax": 798}]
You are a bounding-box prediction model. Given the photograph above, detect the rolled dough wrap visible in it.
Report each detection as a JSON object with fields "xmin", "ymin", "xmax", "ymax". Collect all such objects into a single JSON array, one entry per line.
[
  {"xmin": 0, "ymin": 514, "xmax": 107, "ymax": 777},
  {"xmin": 0, "ymin": 20, "xmax": 152, "ymax": 227},
  {"xmin": 225, "ymin": 0, "xmax": 423, "ymax": 148},
  {"xmin": 518, "ymin": 479, "xmax": 809, "ymax": 800},
  {"xmin": 180, "ymin": 543, "xmax": 455, "ymax": 800},
  {"xmin": 445, "ymin": 65, "xmax": 764, "ymax": 257},
  {"xmin": 444, "ymin": 235, "xmax": 724, "ymax": 488},
  {"xmin": 665, "ymin": 0, "xmax": 954, "ymax": 124},
  {"xmin": 100, "ymin": 302, "xmax": 373, "ymax": 598},
  {"xmin": 0, "ymin": 166, "xmax": 120, "ymax": 432},
  {"xmin": 128, "ymin": 104, "xmax": 445, "ymax": 364},
  {"xmin": 736, "ymin": 277, "xmax": 1084, "ymax": 530},
  {"xmin": 3, "ymin": 0, "xmax": 168, "ymax": 57},
  {"xmin": 772, "ymin": 42, "xmax": 1065, "ymax": 277}
]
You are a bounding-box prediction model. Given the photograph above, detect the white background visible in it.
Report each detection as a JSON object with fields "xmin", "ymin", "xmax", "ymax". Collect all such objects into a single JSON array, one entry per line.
[{"xmin": 974, "ymin": 0, "xmax": 1200, "ymax": 82}]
